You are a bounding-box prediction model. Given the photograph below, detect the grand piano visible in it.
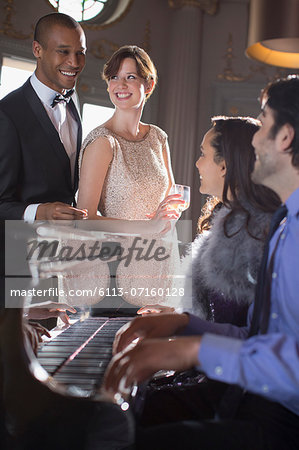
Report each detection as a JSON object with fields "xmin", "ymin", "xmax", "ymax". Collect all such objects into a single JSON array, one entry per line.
[
  {"xmin": 29, "ymin": 222, "xmax": 182, "ymax": 395},
  {"xmin": 34, "ymin": 232, "xmax": 140, "ymax": 395},
  {"xmin": 3, "ymin": 220, "xmax": 185, "ymax": 448}
]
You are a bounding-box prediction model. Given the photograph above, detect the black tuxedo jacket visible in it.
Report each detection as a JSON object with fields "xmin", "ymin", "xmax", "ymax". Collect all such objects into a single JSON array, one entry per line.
[{"xmin": 0, "ymin": 78, "xmax": 81, "ymax": 219}]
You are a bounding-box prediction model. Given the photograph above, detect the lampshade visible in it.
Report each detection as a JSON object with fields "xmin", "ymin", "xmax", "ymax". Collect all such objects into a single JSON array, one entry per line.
[{"xmin": 246, "ymin": 0, "xmax": 299, "ymax": 68}]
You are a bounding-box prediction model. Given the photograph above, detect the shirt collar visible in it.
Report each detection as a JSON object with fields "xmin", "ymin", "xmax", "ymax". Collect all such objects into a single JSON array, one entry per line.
[
  {"xmin": 30, "ymin": 73, "xmax": 73, "ymax": 107},
  {"xmin": 285, "ymin": 185, "xmax": 299, "ymax": 217}
]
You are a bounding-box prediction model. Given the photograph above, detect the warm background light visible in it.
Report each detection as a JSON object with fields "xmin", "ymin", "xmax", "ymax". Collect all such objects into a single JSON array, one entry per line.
[{"xmin": 246, "ymin": 0, "xmax": 299, "ymax": 68}]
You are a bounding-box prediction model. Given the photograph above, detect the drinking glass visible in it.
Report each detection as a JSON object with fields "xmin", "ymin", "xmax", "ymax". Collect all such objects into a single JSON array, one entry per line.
[{"xmin": 169, "ymin": 184, "xmax": 190, "ymax": 214}]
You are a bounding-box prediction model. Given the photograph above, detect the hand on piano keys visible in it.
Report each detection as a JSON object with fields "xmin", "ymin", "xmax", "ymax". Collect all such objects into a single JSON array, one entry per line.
[
  {"xmin": 112, "ymin": 312, "xmax": 189, "ymax": 355},
  {"xmin": 137, "ymin": 304, "xmax": 176, "ymax": 315},
  {"xmin": 24, "ymin": 321, "xmax": 51, "ymax": 354},
  {"xmin": 103, "ymin": 335, "xmax": 202, "ymax": 397},
  {"xmin": 26, "ymin": 301, "xmax": 77, "ymax": 325}
]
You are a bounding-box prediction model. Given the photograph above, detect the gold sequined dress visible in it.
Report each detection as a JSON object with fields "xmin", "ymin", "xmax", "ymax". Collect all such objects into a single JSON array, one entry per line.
[
  {"xmin": 79, "ymin": 124, "xmax": 169, "ymax": 219},
  {"xmin": 76, "ymin": 124, "xmax": 180, "ymax": 307}
]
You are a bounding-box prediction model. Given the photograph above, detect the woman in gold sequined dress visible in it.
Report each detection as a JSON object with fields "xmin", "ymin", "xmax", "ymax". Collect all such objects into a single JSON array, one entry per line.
[
  {"xmin": 73, "ymin": 46, "xmax": 181, "ymax": 308},
  {"xmin": 77, "ymin": 45, "xmax": 178, "ymax": 233}
]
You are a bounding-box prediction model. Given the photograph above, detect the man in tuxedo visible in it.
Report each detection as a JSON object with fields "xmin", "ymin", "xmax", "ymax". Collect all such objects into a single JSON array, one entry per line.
[
  {"xmin": 0, "ymin": 12, "xmax": 87, "ymax": 221},
  {"xmin": 104, "ymin": 76, "xmax": 299, "ymax": 449}
]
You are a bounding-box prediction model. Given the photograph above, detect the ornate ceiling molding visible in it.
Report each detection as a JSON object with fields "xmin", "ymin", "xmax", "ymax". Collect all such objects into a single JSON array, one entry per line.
[
  {"xmin": 90, "ymin": 39, "xmax": 119, "ymax": 60},
  {"xmin": 217, "ymin": 33, "xmax": 250, "ymax": 82},
  {"xmin": 217, "ymin": 33, "xmax": 290, "ymax": 83},
  {"xmin": 0, "ymin": 0, "xmax": 32, "ymax": 40},
  {"xmin": 91, "ymin": 21, "xmax": 152, "ymax": 60},
  {"xmin": 168, "ymin": 0, "xmax": 219, "ymax": 15}
]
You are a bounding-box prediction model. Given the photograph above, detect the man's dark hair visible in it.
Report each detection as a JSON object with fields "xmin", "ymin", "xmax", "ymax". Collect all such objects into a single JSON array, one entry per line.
[
  {"xmin": 34, "ymin": 13, "xmax": 81, "ymax": 47},
  {"xmin": 260, "ymin": 75, "xmax": 299, "ymax": 168}
]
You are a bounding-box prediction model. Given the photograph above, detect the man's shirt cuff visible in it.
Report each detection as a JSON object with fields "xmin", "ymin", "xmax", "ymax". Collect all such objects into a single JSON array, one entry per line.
[{"xmin": 23, "ymin": 204, "xmax": 40, "ymax": 223}]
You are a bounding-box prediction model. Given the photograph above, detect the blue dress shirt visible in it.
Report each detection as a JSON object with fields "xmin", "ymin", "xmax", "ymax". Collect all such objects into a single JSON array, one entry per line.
[{"xmin": 183, "ymin": 186, "xmax": 299, "ymax": 416}]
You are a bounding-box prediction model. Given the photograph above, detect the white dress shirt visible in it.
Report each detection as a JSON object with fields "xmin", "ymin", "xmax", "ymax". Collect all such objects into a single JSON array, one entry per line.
[{"xmin": 24, "ymin": 73, "xmax": 78, "ymax": 223}]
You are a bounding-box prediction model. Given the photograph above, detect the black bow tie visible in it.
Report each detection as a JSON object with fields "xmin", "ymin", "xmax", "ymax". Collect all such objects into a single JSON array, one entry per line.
[{"xmin": 51, "ymin": 89, "xmax": 74, "ymax": 108}]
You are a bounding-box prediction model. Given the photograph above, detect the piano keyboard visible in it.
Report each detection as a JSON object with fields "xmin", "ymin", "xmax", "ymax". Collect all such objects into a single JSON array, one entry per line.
[{"xmin": 37, "ymin": 316, "xmax": 131, "ymax": 393}]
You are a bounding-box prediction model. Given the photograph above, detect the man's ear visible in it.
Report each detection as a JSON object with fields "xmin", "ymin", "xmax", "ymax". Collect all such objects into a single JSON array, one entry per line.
[
  {"xmin": 32, "ymin": 41, "xmax": 42, "ymax": 58},
  {"xmin": 280, "ymin": 123, "xmax": 295, "ymax": 152}
]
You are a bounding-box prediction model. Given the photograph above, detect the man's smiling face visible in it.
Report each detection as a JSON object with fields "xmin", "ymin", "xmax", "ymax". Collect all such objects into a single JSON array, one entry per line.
[
  {"xmin": 251, "ymin": 104, "xmax": 281, "ymax": 189},
  {"xmin": 33, "ymin": 24, "xmax": 86, "ymax": 93}
]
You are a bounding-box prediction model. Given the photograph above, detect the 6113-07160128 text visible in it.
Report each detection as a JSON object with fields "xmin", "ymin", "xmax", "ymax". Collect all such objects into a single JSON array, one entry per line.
[{"xmin": 9, "ymin": 287, "xmax": 185, "ymax": 299}]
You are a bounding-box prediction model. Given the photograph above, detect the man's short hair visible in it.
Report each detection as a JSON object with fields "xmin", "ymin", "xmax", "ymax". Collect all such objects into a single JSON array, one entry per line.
[
  {"xmin": 34, "ymin": 13, "xmax": 81, "ymax": 47},
  {"xmin": 261, "ymin": 75, "xmax": 299, "ymax": 168}
]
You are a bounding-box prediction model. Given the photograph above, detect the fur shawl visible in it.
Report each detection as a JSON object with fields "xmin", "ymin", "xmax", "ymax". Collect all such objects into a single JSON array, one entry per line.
[{"xmin": 184, "ymin": 202, "xmax": 273, "ymax": 319}]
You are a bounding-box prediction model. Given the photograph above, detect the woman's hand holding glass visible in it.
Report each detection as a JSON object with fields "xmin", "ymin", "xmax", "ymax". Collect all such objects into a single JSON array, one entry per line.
[
  {"xmin": 146, "ymin": 194, "xmax": 184, "ymax": 233},
  {"xmin": 169, "ymin": 184, "xmax": 190, "ymax": 215},
  {"xmin": 146, "ymin": 193, "xmax": 185, "ymax": 218}
]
